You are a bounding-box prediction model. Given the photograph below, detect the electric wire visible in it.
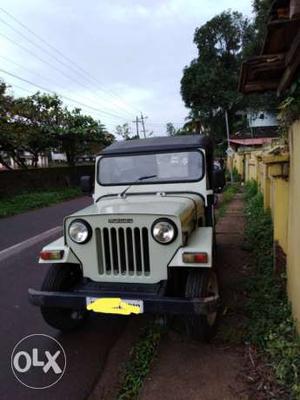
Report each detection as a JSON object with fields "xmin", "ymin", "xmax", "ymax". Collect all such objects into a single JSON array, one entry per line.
[
  {"xmin": 0, "ymin": 31, "xmax": 135, "ymax": 120},
  {"xmin": 7, "ymin": 82, "xmax": 126, "ymax": 133},
  {"xmin": 0, "ymin": 6, "xmax": 141, "ymax": 116},
  {"xmin": 0, "ymin": 67, "xmax": 132, "ymax": 121}
]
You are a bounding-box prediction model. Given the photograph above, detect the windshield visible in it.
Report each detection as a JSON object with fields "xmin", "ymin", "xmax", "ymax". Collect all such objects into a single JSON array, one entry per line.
[{"xmin": 98, "ymin": 150, "xmax": 204, "ymax": 185}]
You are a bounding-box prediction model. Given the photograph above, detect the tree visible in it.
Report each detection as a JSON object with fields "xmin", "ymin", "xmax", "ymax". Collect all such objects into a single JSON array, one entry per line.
[
  {"xmin": 181, "ymin": 10, "xmax": 255, "ymax": 141},
  {"xmin": 12, "ymin": 93, "xmax": 64, "ymax": 167},
  {"xmin": 0, "ymin": 82, "xmax": 113, "ymax": 168},
  {"xmin": 115, "ymin": 123, "xmax": 139, "ymax": 140},
  {"xmin": 240, "ymin": 0, "xmax": 279, "ymax": 114},
  {"xmin": 56, "ymin": 108, "xmax": 110, "ymax": 166},
  {"xmin": 246, "ymin": 0, "xmax": 274, "ymax": 57},
  {"xmin": 0, "ymin": 81, "xmax": 28, "ymax": 169},
  {"xmin": 166, "ymin": 122, "xmax": 177, "ymax": 136},
  {"xmin": 115, "ymin": 123, "xmax": 131, "ymax": 140},
  {"xmin": 165, "ymin": 122, "xmax": 192, "ymax": 136}
]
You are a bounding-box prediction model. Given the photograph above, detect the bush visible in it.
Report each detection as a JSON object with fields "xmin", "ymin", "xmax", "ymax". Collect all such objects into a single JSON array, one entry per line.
[
  {"xmin": 0, "ymin": 187, "xmax": 81, "ymax": 217},
  {"xmin": 244, "ymin": 179, "xmax": 258, "ymax": 200},
  {"xmin": 244, "ymin": 184, "xmax": 300, "ymax": 398},
  {"xmin": 232, "ymin": 167, "xmax": 241, "ymax": 182},
  {"xmin": 216, "ymin": 184, "xmax": 239, "ymax": 219}
]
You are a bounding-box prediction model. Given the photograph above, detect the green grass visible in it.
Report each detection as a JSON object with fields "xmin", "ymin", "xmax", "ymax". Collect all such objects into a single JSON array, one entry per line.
[
  {"xmin": 0, "ymin": 187, "xmax": 81, "ymax": 218},
  {"xmin": 244, "ymin": 180, "xmax": 300, "ymax": 399},
  {"xmin": 216, "ymin": 184, "xmax": 239, "ymax": 220},
  {"xmin": 117, "ymin": 322, "xmax": 162, "ymax": 400}
]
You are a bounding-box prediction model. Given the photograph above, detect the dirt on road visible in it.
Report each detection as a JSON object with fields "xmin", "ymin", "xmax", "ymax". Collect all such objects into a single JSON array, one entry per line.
[{"xmin": 140, "ymin": 194, "xmax": 252, "ymax": 400}]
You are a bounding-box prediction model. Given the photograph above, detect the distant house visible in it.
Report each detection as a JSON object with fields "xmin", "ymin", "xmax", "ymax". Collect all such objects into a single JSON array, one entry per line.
[
  {"xmin": 0, "ymin": 151, "xmax": 48, "ymax": 170},
  {"xmin": 229, "ymin": 137, "xmax": 275, "ymax": 152},
  {"xmin": 247, "ymin": 111, "xmax": 278, "ymax": 128},
  {"xmin": 229, "ymin": 110, "xmax": 279, "ymax": 152},
  {"xmin": 50, "ymin": 151, "xmax": 67, "ymax": 163}
]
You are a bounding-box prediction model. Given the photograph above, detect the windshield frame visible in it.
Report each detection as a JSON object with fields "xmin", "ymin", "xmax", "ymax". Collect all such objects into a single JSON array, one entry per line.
[{"xmin": 97, "ymin": 149, "xmax": 205, "ymax": 187}]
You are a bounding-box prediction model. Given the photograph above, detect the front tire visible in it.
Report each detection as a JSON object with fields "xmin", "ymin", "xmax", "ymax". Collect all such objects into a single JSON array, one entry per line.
[
  {"xmin": 40, "ymin": 263, "xmax": 88, "ymax": 332},
  {"xmin": 184, "ymin": 270, "xmax": 219, "ymax": 341}
]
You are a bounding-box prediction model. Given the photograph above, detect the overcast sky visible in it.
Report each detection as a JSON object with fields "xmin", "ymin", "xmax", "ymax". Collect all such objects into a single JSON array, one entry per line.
[{"xmin": 0, "ymin": 0, "xmax": 252, "ymax": 136}]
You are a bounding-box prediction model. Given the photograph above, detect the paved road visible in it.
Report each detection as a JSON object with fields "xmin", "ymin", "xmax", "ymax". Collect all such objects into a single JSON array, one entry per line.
[
  {"xmin": 0, "ymin": 197, "xmax": 128, "ymax": 400},
  {"xmin": 0, "ymin": 197, "xmax": 92, "ymax": 251}
]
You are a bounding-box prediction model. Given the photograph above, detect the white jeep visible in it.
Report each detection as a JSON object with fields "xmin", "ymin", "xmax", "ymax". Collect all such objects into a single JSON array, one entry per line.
[{"xmin": 29, "ymin": 135, "xmax": 221, "ymax": 340}]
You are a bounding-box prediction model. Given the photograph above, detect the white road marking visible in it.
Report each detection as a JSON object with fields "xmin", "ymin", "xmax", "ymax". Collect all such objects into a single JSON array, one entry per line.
[{"xmin": 0, "ymin": 226, "xmax": 63, "ymax": 263}]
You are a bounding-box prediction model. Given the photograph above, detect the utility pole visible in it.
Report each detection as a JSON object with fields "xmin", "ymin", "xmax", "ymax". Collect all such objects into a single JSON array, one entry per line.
[
  {"xmin": 225, "ymin": 110, "xmax": 233, "ymax": 183},
  {"xmin": 132, "ymin": 116, "xmax": 140, "ymax": 138},
  {"xmin": 140, "ymin": 112, "xmax": 147, "ymax": 139}
]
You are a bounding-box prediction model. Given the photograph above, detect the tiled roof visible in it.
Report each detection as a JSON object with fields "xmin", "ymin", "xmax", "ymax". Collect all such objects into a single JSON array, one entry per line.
[{"xmin": 229, "ymin": 138, "xmax": 273, "ymax": 146}]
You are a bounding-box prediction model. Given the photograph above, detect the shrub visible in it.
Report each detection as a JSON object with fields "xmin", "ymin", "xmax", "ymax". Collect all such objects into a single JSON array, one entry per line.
[{"xmin": 244, "ymin": 185, "xmax": 300, "ymax": 398}]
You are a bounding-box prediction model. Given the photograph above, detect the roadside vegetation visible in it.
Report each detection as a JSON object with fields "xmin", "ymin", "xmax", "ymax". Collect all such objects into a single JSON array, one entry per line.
[
  {"xmin": 0, "ymin": 187, "xmax": 81, "ymax": 218},
  {"xmin": 244, "ymin": 180, "xmax": 300, "ymax": 398},
  {"xmin": 117, "ymin": 322, "xmax": 162, "ymax": 400},
  {"xmin": 216, "ymin": 184, "xmax": 239, "ymax": 220}
]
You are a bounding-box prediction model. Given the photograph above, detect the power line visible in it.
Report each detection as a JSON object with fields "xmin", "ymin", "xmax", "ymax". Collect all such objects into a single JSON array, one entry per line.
[
  {"xmin": 0, "ymin": 53, "xmax": 133, "ymax": 122},
  {"xmin": 147, "ymin": 121, "xmax": 186, "ymax": 126},
  {"xmin": 7, "ymin": 82, "xmax": 125, "ymax": 133},
  {"xmin": 0, "ymin": 6, "xmax": 141, "ymax": 116},
  {"xmin": 0, "ymin": 67, "xmax": 131, "ymax": 121},
  {"xmin": 0, "ymin": 31, "xmax": 134, "ymax": 120},
  {"xmin": 0, "ymin": 16, "xmax": 136, "ymax": 119},
  {"xmin": 0, "ymin": 54, "xmax": 62, "ymax": 87}
]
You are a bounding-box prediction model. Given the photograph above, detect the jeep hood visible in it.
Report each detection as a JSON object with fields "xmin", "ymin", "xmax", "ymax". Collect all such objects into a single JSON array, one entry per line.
[{"xmin": 68, "ymin": 194, "xmax": 203, "ymax": 228}]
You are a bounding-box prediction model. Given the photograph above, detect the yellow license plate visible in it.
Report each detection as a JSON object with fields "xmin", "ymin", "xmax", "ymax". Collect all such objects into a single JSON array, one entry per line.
[{"xmin": 86, "ymin": 297, "xmax": 144, "ymax": 315}]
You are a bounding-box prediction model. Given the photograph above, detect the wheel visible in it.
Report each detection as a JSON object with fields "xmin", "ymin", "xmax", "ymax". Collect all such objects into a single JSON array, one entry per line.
[
  {"xmin": 40, "ymin": 263, "xmax": 88, "ymax": 332},
  {"xmin": 184, "ymin": 270, "xmax": 219, "ymax": 341}
]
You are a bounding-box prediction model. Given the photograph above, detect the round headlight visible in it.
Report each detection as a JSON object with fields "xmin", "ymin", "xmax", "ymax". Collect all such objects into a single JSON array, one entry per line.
[
  {"xmin": 68, "ymin": 219, "xmax": 92, "ymax": 244},
  {"xmin": 152, "ymin": 218, "xmax": 177, "ymax": 244}
]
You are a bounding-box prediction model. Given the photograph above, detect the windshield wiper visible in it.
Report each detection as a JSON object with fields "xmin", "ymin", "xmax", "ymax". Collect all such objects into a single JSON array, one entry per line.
[{"xmin": 119, "ymin": 175, "xmax": 157, "ymax": 198}]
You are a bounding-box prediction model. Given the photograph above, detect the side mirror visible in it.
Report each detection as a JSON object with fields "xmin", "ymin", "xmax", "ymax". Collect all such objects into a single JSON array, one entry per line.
[
  {"xmin": 212, "ymin": 169, "xmax": 226, "ymax": 193},
  {"xmin": 80, "ymin": 176, "xmax": 93, "ymax": 195}
]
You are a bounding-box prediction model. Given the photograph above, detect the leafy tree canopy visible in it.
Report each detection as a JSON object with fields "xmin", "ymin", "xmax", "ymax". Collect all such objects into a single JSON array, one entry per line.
[
  {"xmin": 0, "ymin": 82, "xmax": 113, "ymax": 168},
  {"xmin": 115, "ymin": 123, "xmax": 139, "ymax": 140},
  {"xmin": 180, "ymin": 4, "xmax": 278, "ymax": 147},
  {"xmin": 181, "ymin": 11, "xmax": 253, "ymax": 114}
]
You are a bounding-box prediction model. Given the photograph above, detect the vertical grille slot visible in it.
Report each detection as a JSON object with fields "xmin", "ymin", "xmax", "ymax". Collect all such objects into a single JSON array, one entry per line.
[
  {"xmin": 98, "ymin": 226, "xmax": 150, "ymax": 276},
  {"xmin": 103, "ymin": 228, "xmax": 111, "ymax": 273},
  {"xmin": 134, "ymin": 228, "xmax": 142, "ymax": 274},
  {"xmin": 142, "ymin": 227, "xmax": 150, "ymax": 274},
  {"xmin": 95, "ymin": 228, "xmax": 104, "ymax": 274},
  {"xmin": 110, "ymin": 228, "xmax": 119, "ymax": 274},
  {"xmin": 118, "ymin": 228, "xmax": 126, "ymax": 274},
  {"xmin": 126, "ymin": 228, "xmax": 134, "ymax": 274}
]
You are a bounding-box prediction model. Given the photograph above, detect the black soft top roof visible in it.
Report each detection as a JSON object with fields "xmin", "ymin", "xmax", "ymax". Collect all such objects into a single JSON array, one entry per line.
[{"xmin": 101, "ymin": 135, "xmax": 213, "ymax": 156}]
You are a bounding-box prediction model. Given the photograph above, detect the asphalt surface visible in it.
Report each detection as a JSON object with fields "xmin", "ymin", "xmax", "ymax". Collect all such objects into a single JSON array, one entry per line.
[
  {"xmin": 0, "ymin": 197, "xmax": 92, "ymax": 251},
  {"xmin": 0, "ymin": 197, "xmax": 128, "ymax": 400}
]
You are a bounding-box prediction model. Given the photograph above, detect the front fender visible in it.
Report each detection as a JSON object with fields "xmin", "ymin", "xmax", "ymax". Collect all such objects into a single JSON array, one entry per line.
[
  {"xmin": 39, "ymin": 237, "xmax": 81, "ymax": 264},
  {"xmin": 168, "ymin": 227, "xmax": 213, "ymax": 268}
]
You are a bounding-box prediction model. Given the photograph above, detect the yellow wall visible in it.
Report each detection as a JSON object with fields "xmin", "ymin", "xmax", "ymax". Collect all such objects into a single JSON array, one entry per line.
[
  {"xmin": 228, "ymin": 142, "xmax": 300, "ymax": 330},
  {"xmin": 232, "ymin": 153, "xmax": 244, "ymax": 177},
  {"xmin": 270, "ymin": 177, "xmax": 289, "ymax": 254},
  {"xmin": 287, "ymin": 121, "xmax": 300, "ymax": 331}
]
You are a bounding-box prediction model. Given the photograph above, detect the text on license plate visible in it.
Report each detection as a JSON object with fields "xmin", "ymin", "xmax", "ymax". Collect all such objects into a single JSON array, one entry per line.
[{"xmin": 86, "ymin": 297, "xmax": 144, "ymax": 315}]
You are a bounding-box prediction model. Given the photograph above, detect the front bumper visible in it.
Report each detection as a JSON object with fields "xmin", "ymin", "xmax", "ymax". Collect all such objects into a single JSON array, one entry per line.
[{"xmin": 28, "ymin": 285, "xmax": 219, "ymax": 316}]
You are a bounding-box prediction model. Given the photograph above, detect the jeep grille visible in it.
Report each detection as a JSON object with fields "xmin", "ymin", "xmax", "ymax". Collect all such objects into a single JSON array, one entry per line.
[{"xmin": 95, "ymin": 227, "xmax": 150, "ymax": 275}]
